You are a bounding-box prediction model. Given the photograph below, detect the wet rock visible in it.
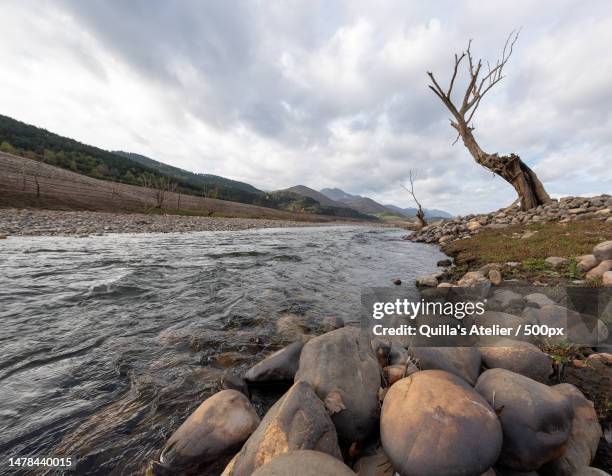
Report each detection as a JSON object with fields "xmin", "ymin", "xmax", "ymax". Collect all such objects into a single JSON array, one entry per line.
[
  {"xmin": 475, "ymin": 368, "xmax": 573, "ymax": 471},
  {"xmin": 276, "ymin": 314, "xmax": 310, "ymax": 340},
  {"xmin": 577, "ymin": 255, "xmax": 599, "ymax": 273},
  {"xmin": 545, "ymin": 257, "xmax": 570, "ymax": 269},
  {"xmin": 295, "ymin": 327, "xmax": 380, "ymax": 442},
  {"xmin": 586, "ymin": 260, "xmax": 612, "ymax": 279},
  {"xmin": 318, "ymin": 316, "xmax": 345, "ymax": 334},
  {"xmin": 244, "ymin": 341, "xmax": 305, "ymax": 383},
  {"xmin": 408, "ymin": 346, "xmax": 481, "ymax": 385},
  {"xmin": 593, "ymin": 240, "xmax": 612, "ymax": 262},
  {"xmin": 224, "ymin": 381, "xmax": 342, "ymax": 476},
  {"xmin": 157, "ymin": 390, "xmax": 260, "ymax": 474},
  {"xmin": 250, "ymin": 450, "xmax": 356, "ymax": 476},
  {"xmin": 381, "ymin": 370, "xmax": 502, "ymax": 476},
  {"xmin": 415, "ymin": 273, "xmax": 440, "ymax": 287},
  {"xmin": 216, "ymin": 352, "xmax": 248, "ymax": 368},
  {"xmin": 539, "ymin": 383, "xmax": 602, "ymax": 476},
  {"xmin": 437, "ymin": 258, "xmax": 452, "ymax": 267},
  {"xmin": 478, "ymin": 339, "xmax": 553, "ymax": 383},
  {"xmin": 221, "ymin": 372, "xmax": 250, "ymax": 396},
  {"xmin": 524, "ymin": 293, "xmax": 555, "ymax": 308}
]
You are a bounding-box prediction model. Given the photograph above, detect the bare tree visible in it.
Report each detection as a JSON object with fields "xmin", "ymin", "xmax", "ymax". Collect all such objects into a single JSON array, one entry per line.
[
  {"xmin": 141, "ymin": 173, "xmax": 177, "ymax": 210},
  {"xmin": 427, "ymin": 31, "xmax": 551, "ymax": 211},
  {"xmin": 401, "ymin": 170, "xmax": 427, "ymax": 228}
]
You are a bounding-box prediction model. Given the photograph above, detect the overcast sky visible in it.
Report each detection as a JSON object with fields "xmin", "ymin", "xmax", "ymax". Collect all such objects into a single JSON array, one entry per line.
[{"xmin": 1, "ymin": 1, "xmax": 611, "ymax": 214}]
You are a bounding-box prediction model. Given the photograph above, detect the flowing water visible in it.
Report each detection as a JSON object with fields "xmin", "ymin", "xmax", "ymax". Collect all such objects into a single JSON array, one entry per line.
[{"xmin": 0, "ymin": 225, "xmax": 445, "ymax": 475}]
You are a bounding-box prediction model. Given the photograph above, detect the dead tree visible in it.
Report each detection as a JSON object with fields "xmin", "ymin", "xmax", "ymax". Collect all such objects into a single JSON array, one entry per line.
[
  {"xmin": 427, "ymin": 31, "xmax": 551, "ymax": 211},
  {"xmin": 402, "ymin": 170, "xmax": 428, "ymax": 227}
]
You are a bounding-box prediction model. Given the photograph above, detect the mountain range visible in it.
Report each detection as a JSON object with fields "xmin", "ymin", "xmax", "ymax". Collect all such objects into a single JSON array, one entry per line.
[{"xmin": 0, "ymin": 113, "xmax": 451, "ymax": 220}]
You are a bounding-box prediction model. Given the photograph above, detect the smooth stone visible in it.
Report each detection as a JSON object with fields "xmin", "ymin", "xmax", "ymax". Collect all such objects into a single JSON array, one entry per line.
[
  {"xmin": 251, "ymin": 450, "xmax": 356, "ymax": 476},
  {"xmin": 408, "ymin": 346, "xmax": 481, "ymax": 385},
  {"xmin": 586, "ymin": 260, "xmax": 612, "ymax": 279},
  {"xmin": 577, "ymin": 255, "xmax": 599, "ymax": 273},
  {"xmin": 593, "ymin": 240, "xmax": 612, "ymax": 262},
  {"xmin": 603, "ymin": 271, "xmax": 612, "ymax": 286},
  {"xmin": 478, "ymin": 339, "xmax": 553, "ymax": 382},
  {"xmin": 383, "ymin": 364, "xmax": 418, "ymax": 386},
  {"xmin": 489, "ymin": 269, "xmax": 503, "ymax": 285},
  {"xmin": 381, "ymin": 370, "xmax": 502, "ymax": 476},
  {"xmin": 276, "ymin": 314, "xmax": 310, "ymax": 340},
  {"xmin": 223, "ymin": 381, "xmax": 342, "ymax": 476},
  {"xmin": 415, "ymin": 273, "xmax": 440, "ymax": 287},
  {"xmin": 587, "ymin": 353, "xmax": 612, "ymax": 364},
  {"xmin": 221, "ymin": 372, "xmax": 250, "ymax": 396},
  {"xmin": 245, "ymin": 340, "xmax": 305, "ymax": 383},
  {"xmin": 488, "ymin": 289, "xmax": 525, "ymax": 312},
  {"xmin": 470, "ymin": 311, "xmax": 537, "ymax": 345},
  {"xmin": 295, "ymin": 327, "xmax": 380, "ymax": 442},
  {"xmin": 475, "ymin": 369, "xmax": 573, "ymax": 471},
  {"xmin": 539, "ymin": 384, "xmax": 602, "ymax": 476},
  {"xmin": 545, "ymin": 257, "xmax": 570, "ymax": 269},
  {"xmin": 157, "ymin": 390, "xmax": 260, "ymax": 474}
]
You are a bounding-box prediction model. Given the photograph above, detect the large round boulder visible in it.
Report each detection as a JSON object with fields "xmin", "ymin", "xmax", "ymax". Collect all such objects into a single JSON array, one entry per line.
[
  {"xmin": 539, "ymin": 384, "xmax": 603, "ymax": 476},
  {"xmin": 295, "ymin": 327, "xmax": 380, "ymax": 442},
  {"xmin": 380, "ymin": 370, "xmax": 502, "ymax": 476},
  {"xmin": 251, "ymin": 450, "xmax": 356, "ymax": 476},
  {"xmin": 475, "ymin": 369, "xmax": 574, "ymax": 471},
  {"xmin": 157, "ymin": 390, "xmax": 260, "ymax": 474},
  {"xmin": 244, "ymin": 340, "xmax": 305, "ymax": 383},
  {"xmin": 408, "ymin": 346, "xmax": 481, "ymax": 385},
  {"xmin": 477, "ymin": 339, "xmax": 553, "ymax": 382},
  {"xmin": 223, "ymin": 381, "xmax": 341, "ymax": 476}
]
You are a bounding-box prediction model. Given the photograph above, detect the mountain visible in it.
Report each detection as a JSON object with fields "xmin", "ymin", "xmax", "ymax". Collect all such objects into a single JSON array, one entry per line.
[
  {"xmin": 320, "ymin": 188, "xmax": 402, "ymax": 217},
  {"xmin": 281, "ymin": 185, "xmax": 377, "ymax": 220},
  {"xmin": 384, "ymin": 203, "xmax": 453, "ymax": 219},
  {"xmin": 284, "ymin": 185, "xmax": 348, "ymax": 208}
]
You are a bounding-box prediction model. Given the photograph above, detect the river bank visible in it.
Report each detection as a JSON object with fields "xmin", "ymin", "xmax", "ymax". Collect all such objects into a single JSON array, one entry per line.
[{"xmin": 0, "ymin": 208, "xmax": 359, "ymax": 237}]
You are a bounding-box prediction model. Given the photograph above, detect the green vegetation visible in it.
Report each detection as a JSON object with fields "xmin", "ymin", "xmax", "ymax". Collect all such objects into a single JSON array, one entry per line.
[
  {"xmin": 0, "ymin": 114, "xmax": 375, "ymax": 220},
  {"xmin": 443, "ymin": 220, "xmax": 612, "ymax": 267}
]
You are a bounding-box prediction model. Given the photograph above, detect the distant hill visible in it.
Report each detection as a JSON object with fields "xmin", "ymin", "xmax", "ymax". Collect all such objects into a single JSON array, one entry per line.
[
  {"xmin": 320, "ymin": 188, "xmax": 402, "ymax": 217},
  {"xmin": 384, "ymin": 203, "xmax": 453, "ymax": 219},
  {"xmin": 282, "ymin": 185, "xmax": 377, "ymax": 220}
]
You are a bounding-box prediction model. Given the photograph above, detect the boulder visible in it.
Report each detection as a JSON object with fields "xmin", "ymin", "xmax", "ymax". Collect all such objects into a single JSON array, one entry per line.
[
  {"xmin": 318, "ymin": 316, "xmax": 345, "ymax": 333},
  {"xmin": 545, "ymin": 257, "xmax": 570, "ymax": 269},
  {"xmin": 437, "ymin": 259, "xmax": 452, "ymax": 267},
  {"xmin": 383, "ymin": 364, "xmax": 418, "ymax": 386},
  {"xmin": 475, "ymin": 369, "xmax": 573, "ymax": 471},
  {"xmin": 250, "ymin": 450, "xmax": 356, "ymax": 476},
  {"xmin": 470, "ymin": 311, "xmax": 537, "ymax": 345},
  {"xmin": 539, "ymin": 384, "xmax": 602, "ymax": 476},
  {"xmin": 587, "ymin": 353, "xmax": 612, "ymax": 364},
  {"xmin": 157, "ymin": 390, "xmax": 260, "ymax": 474},
  {"xmin": 245, "ymin": 341, "xmax": 305, "ymax": 383},
  {"xmin": 458, "ymin": 270, "xmax": 489, "ymax": 287},
  {"xmin": 416, "ymin": 273, "xmax": 441, "ymax": 287},
  {"xmin": 478, "ymin": 339, "xmax": 553, "ymax": 382},
  {"xmin": 577, "ymin": 255, "xmax": 599, "ymax": 273},
  {"xmin": 593, "ymin": 240, "xmax": 612, "ymax": 262},
  {"xmin": 489, "ymin": 269, "xmax": 503, "ymax": 285},
  {"xmin": 408, "ymin": 346, "xmax": 481, "ymax": 385},
  {"xmin": 467, "ymin": 221, "xmax": 482, "ymax": 231},
  {"xmin": 603, "ymin": 271, "xmax": 612, "ymax": 287},
  {"xmin": 586, "ymin": 260, "xmax": 612, "ymax": 279},
  {"xmin": 488, "ymin": 289, "xmax": 525, "ymax": 313},
  {"xmin": 381, "ymin": 370, "xmax": 502, "ymax": 476},
  {"xmin": 524, "ymin": 293, "xmax": 555, "ymax": 308},
  {"xmin": 224, "ymin": 381, "xmax": 342, "ymax": 476},
  {"xmin": 295, "ymin": 327, "xmax": 380, "ymax": 442}
]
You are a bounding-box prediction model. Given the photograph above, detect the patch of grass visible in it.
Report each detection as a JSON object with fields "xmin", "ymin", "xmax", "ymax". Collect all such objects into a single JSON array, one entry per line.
[
  {"xmin": 523, "ymin": 258, "xmax": 547, "ymax": 272},
  {"xmin": 443, "ymin": 220, "xmax": 612, "ymax": 268}
]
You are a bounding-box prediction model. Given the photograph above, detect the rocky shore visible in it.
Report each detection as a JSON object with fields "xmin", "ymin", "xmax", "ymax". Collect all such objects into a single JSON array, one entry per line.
[
  {"xmin": 140, "ymin": 197, "xmax": 611, "ymax": 476},
  {"xmin": 408, "ymin": 195, "xmax": 612, "ymax": 245},
  {"xmin": 0, "ymin": 208, "xmax": 336, "ymax": 237}
]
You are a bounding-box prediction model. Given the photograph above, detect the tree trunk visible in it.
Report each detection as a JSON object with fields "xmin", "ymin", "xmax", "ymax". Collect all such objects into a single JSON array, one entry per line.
[{"xmin": 459, "ymin": 125, "xmax": 551, "ymax": 211}]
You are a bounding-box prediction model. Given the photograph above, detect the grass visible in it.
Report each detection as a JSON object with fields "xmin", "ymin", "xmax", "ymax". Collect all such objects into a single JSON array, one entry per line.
[{"xmin": 443, "ymin": 220, "xmax": 612, "ymax": 268}]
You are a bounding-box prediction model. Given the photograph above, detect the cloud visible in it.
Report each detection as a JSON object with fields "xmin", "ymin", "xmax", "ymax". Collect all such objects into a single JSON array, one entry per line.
[{"xmin": 0, "ymin": 0, "xmax": 610, "ymax": 215}]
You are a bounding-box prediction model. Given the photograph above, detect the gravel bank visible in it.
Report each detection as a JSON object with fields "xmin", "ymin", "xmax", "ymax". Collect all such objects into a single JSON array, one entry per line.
[{"xmin": 0, "ymin": 208, "xmax": 336, "ymax": 237}]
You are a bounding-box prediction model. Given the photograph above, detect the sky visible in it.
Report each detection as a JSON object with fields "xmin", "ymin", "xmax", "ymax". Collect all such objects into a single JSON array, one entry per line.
[{"xmin": 0, "ymin": 1, "xmax": 611, "ymax": 215}]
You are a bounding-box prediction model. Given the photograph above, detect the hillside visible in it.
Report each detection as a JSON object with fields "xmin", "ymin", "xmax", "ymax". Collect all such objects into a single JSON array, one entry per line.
[
  {"xmin": 282, "ymin": 185, "xmax": 377, "ymax": 220},
  {"xmin": 320, "ymin": 188, "xmax": 402, "ymax": 217},
  {"xmin": 384, "ymin": 203, "xmax": 453, "ymax": 219}
]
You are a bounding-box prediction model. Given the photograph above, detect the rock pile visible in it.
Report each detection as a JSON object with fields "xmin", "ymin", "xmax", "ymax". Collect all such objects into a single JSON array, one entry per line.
[
  {"xmin": 408, "ymin": 195, "xmax": 612, "ymax": 244},
  {"xmin": 149, "ymin": 317, "xmax": 608, "ymax": 476}
]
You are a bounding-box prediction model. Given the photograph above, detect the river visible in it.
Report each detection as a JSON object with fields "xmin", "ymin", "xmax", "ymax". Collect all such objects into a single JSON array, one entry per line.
[{"xmin": 0, "ymin": 225, "xmax": 445, "ymax": 475}]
